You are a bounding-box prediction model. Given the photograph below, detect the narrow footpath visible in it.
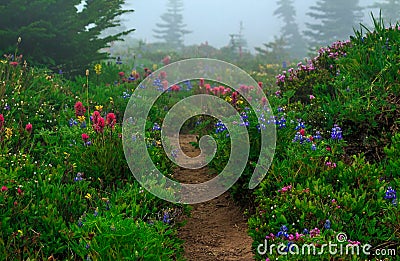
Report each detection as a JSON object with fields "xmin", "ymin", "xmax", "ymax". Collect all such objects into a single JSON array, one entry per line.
[{"xmin": 175, "ymin": 134, "xmax": 254, "ymax": 261}]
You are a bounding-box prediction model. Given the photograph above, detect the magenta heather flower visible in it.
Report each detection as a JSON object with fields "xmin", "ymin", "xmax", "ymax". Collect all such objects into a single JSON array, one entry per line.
[
  {"xmin": 295, "ymin": 232, "xmax": 303, "ymax": 241},
  {"xmin": 310, "ymin": 228, "xmax": 320, "ymax": 238},
  {"xmin": 278, "ymin": 185, "xmax": 292, "ymax": 193},
  {"xmin": 347, "ymin": 240, "xmax": 361, "ymax": 246}
]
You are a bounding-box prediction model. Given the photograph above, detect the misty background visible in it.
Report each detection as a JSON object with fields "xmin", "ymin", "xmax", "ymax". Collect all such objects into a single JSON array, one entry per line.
[{"xmin": 122, "ymin": 0, "xmax": 379, "ymax": 51}]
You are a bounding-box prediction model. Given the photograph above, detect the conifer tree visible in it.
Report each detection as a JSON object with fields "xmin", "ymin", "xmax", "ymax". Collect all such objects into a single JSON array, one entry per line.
[
  {"xmin": 304, "ymin": 0, "xmax": 362, "ymax": 49},
  {"xmin": 0, "ymin": 0, "xmax": 134, "ymax": 73},
  {"xmin": 274, "ymin": 0, "xmax": 307, "ymax": 58},
  {"xmin": 153, "ymin": 0, "xmax": 192, "ymax": 49}
]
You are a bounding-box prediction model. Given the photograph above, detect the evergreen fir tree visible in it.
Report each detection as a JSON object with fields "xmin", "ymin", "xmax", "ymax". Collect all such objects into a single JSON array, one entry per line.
[
  {"xmin": 0, "ymin": 0, "xmax": 134, "ymax": 73},
  {"xmin": 274, "ymin": 0, "xmax": 307, "ymax": 59},
  {"xmin": 153, "ymin": 0, "xmax": 192, "ymax": 49},
  {"xmin": 255, "ymin": 36, "xmax": 289, "ymax": 63},
  {"xmin": 304, "ymin": 0, "xmax": 362, "ymax": 49}
]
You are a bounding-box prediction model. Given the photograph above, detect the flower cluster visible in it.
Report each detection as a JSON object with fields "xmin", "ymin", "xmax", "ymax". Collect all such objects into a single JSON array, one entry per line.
[
  {"xmin": 81, "ymin": 133, "xmax": 91, "ymax": 146},
  {"xmin": 330, "ymin": 124, "xmax": 343, "ymax": 140},
  {"xmin": 205, "ymin": 84, "xmax": 232, "ymax": 96},
  {"xmin": 275, "ymin": 73, "xmax": 286, "ymax": 84},
  {"xmin": 317, "ymin": 40, "xmax": 351, "ymax": 60},
  {"xmin": 0, "ymin": 114, "xmax": 4, "ymax": 131},
  {"xmin": 215, "ymin": 120, "xmax": 227, "ymax": 133},
  {"xmin": 309, "ymin": 227, "xmax": 321, "ymax": 238},
  {"xmin": 331, "ymin": 198, "xmax": 341, "ymax": 209},
  {"xmin": 74, "ymin": 172, "xmax": 84, "ymax": 182},
  {"xmin": 122, "ymin": 91, "xmax": 131, "ymax": 99},
  {"xmin": 325, "ymin": 161, "xmax": 337, "ymax": 168},
  {"xmin": 239, "ymin": 111, "xmax": 249, "ymax": 127},
  {"xmin": 153, "ymin": 78, "xmax": 164, "ymax": 91},
  {"xmin": 275, "ymin": 116, "xmax": 286, "ymax": 129},
  {"xmin": 74, "ymin": 102, "xmax": 86, "ymax": 118},
  {"xmin": 170, "ymin": 84, "xmax": 181, "ymax": 92},
  {"xmin": 91, "ymin": 111, "xmax": 105, "ymax": 133},
  {"xmin": 278, "ymin": 185, "xmax": 292, "ymax": 193},
  {"xmin": 106, "ymin": 112, "xmax": 116, "ymax": 129},
  {"xmin": 324, "ymin": 220, "xmax": 331, "ymax": 229},
  {"xmin": 152, "ymin": 123, "xmax": 161, "ymax": 131},
  {"xmin": 94, "ymin": 64, "xmax": 102, "ymax": 75},
  {"xmin": 384, "ymin": 187, "xmax": 397, "ymax": 206}
]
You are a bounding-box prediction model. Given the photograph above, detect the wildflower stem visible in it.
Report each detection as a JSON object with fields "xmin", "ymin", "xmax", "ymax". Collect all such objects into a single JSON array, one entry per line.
[{"xmin": 86, "ymin": 69, "xmax": 90, "ymax": 126}]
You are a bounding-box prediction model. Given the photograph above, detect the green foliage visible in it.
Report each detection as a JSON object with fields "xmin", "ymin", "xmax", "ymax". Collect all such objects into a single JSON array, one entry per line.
[
  {"xmin": 0, "ymin": 56, "xmax": 185, "ymax": 260},
  {"xmin": 244, "ymin": 16, "xmax": 400, "ymax": 260},
  {"xmin": 0, "ymin": 0, "xmax": 134, "ymax": 73}
]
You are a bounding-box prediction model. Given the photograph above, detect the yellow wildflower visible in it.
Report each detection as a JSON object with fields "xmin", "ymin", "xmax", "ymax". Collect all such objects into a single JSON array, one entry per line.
[
  {"xmin": 95, "ymin": 105, "xmax": 103, "ymax": 111},
  {"xmin": 77, "ymin": 116, "xmax": 85, "ymax": 123},
  {"xmin": 63, "ymin": 152, "xmax": 70, "ymax": 159},
  {"xmin": 5, "ymin": 127, "xmax": 12, "ymax": 139},
  {"xmin": 17, "ymin": 230, "xmax": 23, "ymax": 236},
  {"xmin": 94, "ymin": 64, "xmax": 102, "ymax": 75},
  {"xmin": 152, "ymin": 64, "xmax": 158, "ymax": 71},
  {"xmin": 85, "ymin": 193, "xmax": 92, "ymax": 200}
]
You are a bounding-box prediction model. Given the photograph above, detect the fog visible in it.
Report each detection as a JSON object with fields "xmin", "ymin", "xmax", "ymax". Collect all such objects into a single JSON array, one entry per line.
[{"xmin": 123, "ymin": 0, "xmax": 378, "ymax": 51}]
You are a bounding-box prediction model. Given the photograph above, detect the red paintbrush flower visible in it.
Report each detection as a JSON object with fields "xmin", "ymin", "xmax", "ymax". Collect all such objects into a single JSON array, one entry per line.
[
  {"xmin": 25, "ymin": 123, "xmax": 32, "ymax": 133},
  {"xmin": 106, "ymin": 113, "xmax": 116, "ymax": 128},
  {"xmin": 74, "ymin": 102, "xmax": 86, "ymax": 117}
]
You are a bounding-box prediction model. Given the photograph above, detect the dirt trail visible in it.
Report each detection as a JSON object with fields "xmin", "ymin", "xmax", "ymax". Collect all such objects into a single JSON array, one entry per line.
[{"xmin": 175, "ymin": 134, "xmax": 254, "ymax": 261}]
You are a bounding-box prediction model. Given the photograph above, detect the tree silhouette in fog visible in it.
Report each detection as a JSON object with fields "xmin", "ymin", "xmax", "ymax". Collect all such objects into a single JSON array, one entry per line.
[
  {"xmin": 0, "ymin": 0, "xmax": 134, "ymax": 74},
  {"xmin": 274, "ymin": 0, "xmax": 307, "ymax": 59},
  {"xmin": 255, "ymin": 36, "xmax": 289, "ymax": 64},
  {"xmin": 153, "ymin": 0, "xmax": 192, "ymax": 49},
  {"xmin": 304, "ymin": 0, "xmax": 362, "ymax": 49},
  {"xmin": 371, "ymin": 0, "xmax": 400, "ymax": 24}
]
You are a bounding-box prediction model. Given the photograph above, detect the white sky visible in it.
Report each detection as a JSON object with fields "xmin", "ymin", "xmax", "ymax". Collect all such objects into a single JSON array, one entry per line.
[{"xmin": 123, "ymin": 0, "xmax": 377, "ymax": 50}]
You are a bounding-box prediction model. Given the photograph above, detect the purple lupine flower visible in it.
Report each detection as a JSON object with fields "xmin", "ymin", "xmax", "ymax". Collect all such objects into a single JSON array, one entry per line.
[
  {"xmin": 163, "ymin": 212, "xmax": 171, "ymax": 224},
  {"xmin": 311, "ymin": 143, "xmax": 317, "ymax": 151},
  {"xmin": 313, "ymin": 131, "xmax": 322, "ymax": 140},
  {"xmin": 295, "ymin": 121, "xmax": 305, "ymax": 130},
  {"xmin": 324, "ymin": 220, "xmax": 331, "ymax": 229},
  {"xmin": 331, "ymin": 124, "xmax": 343, "ymax": 140},
  {"xmin": 152, "ymin": 123, "xmax": 161, "ymax": 131},
  {"xmin": 384, "ymin": 187, "xmax": 397, "ymax": 205},
  {"xmin": 215, "ymin": 120, "xmax": 227, "ymax": 133},
  {"xmin": 74, "ymin": 172, "xmax": 83, "ymax": 182}
]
